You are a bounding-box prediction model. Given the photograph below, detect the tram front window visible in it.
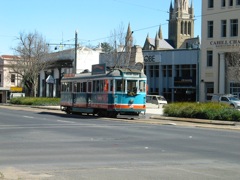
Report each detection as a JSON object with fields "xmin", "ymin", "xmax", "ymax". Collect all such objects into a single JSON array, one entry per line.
[
  {"xmin": 139, "ymin": 80, "xmax": 146, "ymax": 92},
  {"xmin": 127, "ymin": 80, "xmax": 137, "ymax": 93}
]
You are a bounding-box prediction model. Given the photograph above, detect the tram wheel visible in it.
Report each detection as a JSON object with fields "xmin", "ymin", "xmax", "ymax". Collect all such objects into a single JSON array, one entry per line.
[
  {"xmin": 66, "ymin": 108, "xmax": 71, "ymax": 114},
  {"xmin": 108, "ymin": 112, "xmax": 118, "ymax": 118},
  {"xmin": 98, "ymin": 111, "xmax": 104, "ymax": 117}
]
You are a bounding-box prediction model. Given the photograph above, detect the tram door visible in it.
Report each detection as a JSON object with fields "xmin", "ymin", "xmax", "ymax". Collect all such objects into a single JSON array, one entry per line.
[{"xmin": 115, "ymin": 79, "xmax": 124, "ymax": 108}]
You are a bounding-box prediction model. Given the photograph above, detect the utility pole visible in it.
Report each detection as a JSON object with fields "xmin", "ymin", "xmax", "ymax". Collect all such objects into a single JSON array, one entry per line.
[{"xmin": 73, "ymin": 30, "xmax": 78, "ymax": 74}]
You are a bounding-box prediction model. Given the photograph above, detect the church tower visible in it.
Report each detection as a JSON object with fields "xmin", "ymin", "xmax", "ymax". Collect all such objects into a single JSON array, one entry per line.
[{"xmin": 168, "ymin": 0, "xmax": 194, "ymax": 48}]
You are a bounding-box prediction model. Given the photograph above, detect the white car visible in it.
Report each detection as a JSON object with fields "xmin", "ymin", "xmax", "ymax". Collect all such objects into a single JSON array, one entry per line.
[
  {"xmin": 146, "ymin": 95, "xmax": 168, "ymax": 108},
  {"xmin": 211, "ymin": 94, "xmax": 240, "ymax": 108}
]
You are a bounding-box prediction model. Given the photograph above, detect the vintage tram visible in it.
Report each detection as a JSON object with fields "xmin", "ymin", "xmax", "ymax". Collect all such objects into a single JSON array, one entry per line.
[{"xmin": 60, "ymin": 64, "xmax": 147, "ymax": 118}]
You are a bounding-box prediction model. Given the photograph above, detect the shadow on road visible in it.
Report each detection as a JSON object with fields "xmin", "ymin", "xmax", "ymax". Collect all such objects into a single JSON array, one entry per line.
[{"xmin": 38, "ymin": 111, "xmax": 101, "ymax": 120}]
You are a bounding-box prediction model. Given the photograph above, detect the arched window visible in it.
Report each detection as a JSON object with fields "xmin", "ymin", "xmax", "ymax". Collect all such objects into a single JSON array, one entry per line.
[
  {"xmin": 184, "ymin": 21, "xmax": 188, "ymax": 34},
  {"xmin": 181, "ymin": 21, "xmax": 184, "ymax": 34},
  {"xmin": 188, "ymin": 22, "xmax": 191, "ymax": 35}
]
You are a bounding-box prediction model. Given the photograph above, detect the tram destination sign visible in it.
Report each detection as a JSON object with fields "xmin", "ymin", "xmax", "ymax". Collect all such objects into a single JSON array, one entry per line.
[{"xmin": 92, "ymin": 64, "xmax": 106, "ymax": 75}]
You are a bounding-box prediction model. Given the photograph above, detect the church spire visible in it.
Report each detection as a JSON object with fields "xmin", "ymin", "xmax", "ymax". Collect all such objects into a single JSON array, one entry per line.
[
  {"xmin": 155, "ymin": 32, "xmax": 160, "ymax": 50},
  {"xmin": 158, "ymin": 25, "xmax": 163, "ymax": 39},
  {"xmin": 168, "ymin": 0, "xmax": 194, "ymax": 48},
  {"xmin": 125, "ymin": 23, "xmax": 133, "ymax": 52},
  {"xmin": 170, "ymin": 0, "xmax": 173, "ymax": 11}
]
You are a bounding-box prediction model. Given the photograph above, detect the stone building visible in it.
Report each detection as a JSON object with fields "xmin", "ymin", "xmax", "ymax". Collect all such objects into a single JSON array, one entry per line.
[
  {"xmin": 0, "ymin": 55, "xmax": 23, "ymax": 103},
  {"xmin": 143, "ymin": 0, "xmax": 196, "ymax": 50},
  {"xmin": 200, "ymin": 0, "xmax": 240, "ymax": 101}
]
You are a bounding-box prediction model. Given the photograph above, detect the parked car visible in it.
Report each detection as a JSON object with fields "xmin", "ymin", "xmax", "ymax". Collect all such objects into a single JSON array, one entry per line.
[
  {"xmin": 211, "ymin": 94, "xmax": 240, "ymax": 108},
  {"xmin": 146, "ymin": 95, "xmax": 168, "ymax": 108}
]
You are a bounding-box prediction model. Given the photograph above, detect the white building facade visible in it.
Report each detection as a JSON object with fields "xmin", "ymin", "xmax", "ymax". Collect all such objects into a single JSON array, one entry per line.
[
  {"xmin": 200, "ymin": 0, "xmax": 240, "ymax": 101},
  {"xmin": 0, "ymin": 55, "xmax": 23, "ymax": 103},
  {"xmin": 38, "ymin": 46, "xmax": 102, "ymax": 97}
]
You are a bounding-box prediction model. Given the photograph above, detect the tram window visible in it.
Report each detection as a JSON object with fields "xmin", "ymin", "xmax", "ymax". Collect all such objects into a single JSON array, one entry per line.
[
  {"xmin": 127, "ymin": 80, "xmax": 137, "ymax": 93},
  {"xmin": 65, "ymin": 82, "xmax": 72, "ymax": 92},
  {"xmin": 139, "ymin": 80, "xmax": 146, "ymax": 92},
  {"xmin": 99, "ymin": 80, "xmax": 104, "ymax": 92},
  {"xmin": 88, "ymin": 82, "xmax": 92, "ymax": 92},
  {"xmin": 96, "ymin": 80, "xmax": 100, "ymax": 92},
  {"xmin": 61, "ymin": 83, "xmax": 67, "ymax": 92},
  {"xmin": 77, "ymin": 83, "xmax": 81, "ymax": 92},
  {"xmin": 116, "ymin": 80, "xmax": 124, "ymax": 92},
  {"xmin": 93, "ymin": 81, "xmax": 96, "ymax": 92},
  {"xmin": 104, "ymin": 79, "xmax": 108, "ymax": 92},
  {"xmin": 109, "ymin": 80, "xmax": 113, "ymax": 92},
  {"xmin": 73, "ymin": 82, "xmax": 77, "ymax": 92},
  {"xmin": 82, "ymin": 82, "xmax": 87, "ymax": 92}
]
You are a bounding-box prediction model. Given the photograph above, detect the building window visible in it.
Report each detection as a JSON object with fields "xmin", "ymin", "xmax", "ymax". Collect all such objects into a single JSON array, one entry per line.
[
  {"xmin": 230, "ymin": 19, "xmax": 238, "ymax": 37},
  {"xmin": 207, "ymin": 51, "xmax": 213, "ymax": 67},
  {"xmin": 208, "ymin": 0, "xmax": 214, "ymax": 8},
  {"xmin": 11, "ymin": 74, "xmax": 15, "ymax": 83},
  {"xmin": 154, "ymin": 65, "xmax": 159, "ymax": 77},
  {"xmin": 163, "ymin": 65, "xmax": 166, "ymax": 77},
  {"xmin": 150, "ymin": 65, "xmax": 154, "ymax": 77},
  {"xmin": 229, "ymin": 0, "xmax": 233, "ymax": 6},
  {"xmin": 221, "ymin": 20, "xmax": 227, "ymax": 37},
  {"xmin": 237, "ymin": 0, "xmax": 240, "ymax": 5},
  {"xmin": 206, "ymin": 82, "xmax": 214, "ymax": 101},
  {"xmin": 207, "ymin": 21, "xmax": 214, "ymax": 38},
  {"xmin": 230, "ymin": 82, "xmax": 240, "ymax": 98},
  {"xmin": 222, "ymin": 0, "xmax": 226, "ymax": 7},
  {"xmin": 168, "ymin": 65, "xmax": 172, "ymax": 77}
]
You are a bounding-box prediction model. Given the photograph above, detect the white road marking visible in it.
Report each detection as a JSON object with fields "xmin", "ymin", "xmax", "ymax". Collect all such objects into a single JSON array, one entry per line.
[
  {"xmin": 23, "ymin": 116, "xmax": 34, "ymax": 119},
  {"xmin": 57, "ymin": 120, "xmax": 76, "ymax": 124}
]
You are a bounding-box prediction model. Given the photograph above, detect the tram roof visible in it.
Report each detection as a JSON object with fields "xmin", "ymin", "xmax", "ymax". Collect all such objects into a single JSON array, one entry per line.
[{"xmin": 62, "ymin": 68, "xmax": 146, "ymax": 80}]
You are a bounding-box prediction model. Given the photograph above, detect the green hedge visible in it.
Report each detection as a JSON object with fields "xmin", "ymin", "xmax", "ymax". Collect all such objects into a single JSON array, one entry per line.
[
  {"xmin": 10, "ymin": 97, "xmax": 60, "ymax": 106},
  {"xmin": 164, "ymin": 102, "xmax": 240, "ymax": 121}
]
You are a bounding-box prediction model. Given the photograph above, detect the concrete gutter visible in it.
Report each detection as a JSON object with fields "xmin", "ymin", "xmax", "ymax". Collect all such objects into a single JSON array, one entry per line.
[{"xmin": 150, "ymin": 115, "xmax": 236, "ymax": 126}]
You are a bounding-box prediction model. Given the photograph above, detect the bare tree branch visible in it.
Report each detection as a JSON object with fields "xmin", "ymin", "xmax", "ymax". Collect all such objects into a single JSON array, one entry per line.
[{"xmin": 9, "ymin": 31, "xmax": 50, "ymax": 97}]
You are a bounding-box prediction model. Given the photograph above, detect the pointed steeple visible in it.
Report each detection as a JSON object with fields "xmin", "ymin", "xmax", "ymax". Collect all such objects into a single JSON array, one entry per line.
[
  {"xmin": 155, "ymin": 32, "xmax": 160, "ymax": 50},
  {"xmin": 169, "ymin": 0, "xmax": 173, "ymax": 11},
  {"xmin": 175, "ymin": 0, "xmax": 180, "ymax": 9},
  {"xmin": 158, "ymin": 25, "xmax": 163, "ymax": 39},
  {"xmin": 125, "ymin": 23, "xmax": 133, "ymax": 51}
]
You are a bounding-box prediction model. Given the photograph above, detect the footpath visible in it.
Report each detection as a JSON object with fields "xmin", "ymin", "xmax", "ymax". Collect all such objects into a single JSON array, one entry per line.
[{"xmin": 1, "ymin": 104, "xmax": 240, "ymax": 131}]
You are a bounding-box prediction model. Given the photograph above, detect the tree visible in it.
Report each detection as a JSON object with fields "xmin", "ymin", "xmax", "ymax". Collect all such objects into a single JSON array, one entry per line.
[
  {"xmin": 101, "ymin": 42, "xmax": 114, "ymax": 53},
  {"xmin": 10, "ymin": 31, "xmax": 50, "ymax": 97},
  {"xmin": 102, "ymin": 22, "xmax": 136, "ymax": 68}
]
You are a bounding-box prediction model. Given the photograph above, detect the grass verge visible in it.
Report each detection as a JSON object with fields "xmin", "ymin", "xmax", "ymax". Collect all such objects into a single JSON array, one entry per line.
[
  {"xmin": 10, "ymin": 97, "xmax": 60, "ymax": 106},
  {"xmin": 164, "ymin": 102, "xmax": 240, "ymax": 121}
]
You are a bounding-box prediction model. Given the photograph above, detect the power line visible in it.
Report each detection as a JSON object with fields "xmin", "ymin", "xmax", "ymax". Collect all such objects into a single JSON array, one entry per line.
[{"xmin": 113, "ymin": 0, "xmax": 168, "ymax": 13}]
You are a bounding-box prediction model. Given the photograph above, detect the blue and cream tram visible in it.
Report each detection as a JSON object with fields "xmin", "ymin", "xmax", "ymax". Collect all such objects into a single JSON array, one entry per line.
[{"xmin": 60, "ymin": 64, "xmax": 147, "ymax": 118}]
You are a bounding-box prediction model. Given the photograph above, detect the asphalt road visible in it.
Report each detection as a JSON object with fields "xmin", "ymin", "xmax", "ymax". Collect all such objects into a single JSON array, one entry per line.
[{"xmin": 0, "ymin": 107, "xmax": 240, "ymax": 180}]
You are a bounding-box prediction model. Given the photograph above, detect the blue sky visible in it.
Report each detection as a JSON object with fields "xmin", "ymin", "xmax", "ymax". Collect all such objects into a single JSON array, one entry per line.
[{"xmin": 0, "ymin": 0, "xmax": 201, "ymax": 54}]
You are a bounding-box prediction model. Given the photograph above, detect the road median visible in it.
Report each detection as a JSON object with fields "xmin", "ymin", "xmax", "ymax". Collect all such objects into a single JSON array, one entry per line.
[{"xmin": 150, "ymin": 115, "xmax": 236, "ymax": 126}]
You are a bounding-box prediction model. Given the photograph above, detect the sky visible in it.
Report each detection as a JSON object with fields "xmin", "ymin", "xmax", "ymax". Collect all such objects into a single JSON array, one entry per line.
[{"xmin": 0, "ymin": 0, "xmax": 202, "ymax": 55}]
